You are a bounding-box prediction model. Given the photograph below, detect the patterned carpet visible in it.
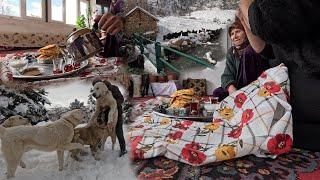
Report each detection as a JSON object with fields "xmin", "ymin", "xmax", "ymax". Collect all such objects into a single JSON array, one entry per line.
[{"xmin": 132, "ymin": 148, "xmax": 320, "ymax": 180}]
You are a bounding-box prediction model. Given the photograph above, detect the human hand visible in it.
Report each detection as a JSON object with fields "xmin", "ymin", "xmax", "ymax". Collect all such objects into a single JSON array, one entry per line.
[
  {"xmin": 228, "ymin": 85, "xmax": 237, "ymax": 94},
  {"xmin": 95, "ymin": 13, "xmax": 124, "ymax": 35},
  {"xmin": 236, "ymin": 9, "xmax": 244, "ymax": 22},
  {"xmin": 238, "ymin": 0, "xmax": 253, "ymax": 10}
]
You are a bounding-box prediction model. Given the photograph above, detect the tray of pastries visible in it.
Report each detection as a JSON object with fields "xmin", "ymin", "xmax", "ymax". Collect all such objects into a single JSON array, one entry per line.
[{"xmin": 9, "ymin": 44, "xmax": 89, "ymax": 80}]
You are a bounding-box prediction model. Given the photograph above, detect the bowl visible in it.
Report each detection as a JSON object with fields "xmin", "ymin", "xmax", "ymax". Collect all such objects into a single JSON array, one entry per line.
[
  {"xmin": 203, "ymin": 103, "xmax": 215, "ymax": 112},
  {"xmin": 9, "ymin": 57, "xmax": 28, "ymax": 69}
]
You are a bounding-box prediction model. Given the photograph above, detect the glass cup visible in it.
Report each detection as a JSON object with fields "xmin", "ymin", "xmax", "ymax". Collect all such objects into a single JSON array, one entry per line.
[
  {"xmin": 52, "ymin": 58, "xmax": 63, "ymax": 74},
  {"xmin": 166, "ymin": 107, "xmax": 174, "ymax": 115},
  {"xmin": 190, "ymin": 102, "xmax": 199, "ymax": 115},
  {"xmin": 211, "ymin": 97, "xmax": 219, "ymax": 104},
  {"xmin": 64, "ymin": 58, "xmax": 74, "ymax": 72},
  {"xmin": 178, "ymin": 108, "xmax": 187, "ymax": 117}
]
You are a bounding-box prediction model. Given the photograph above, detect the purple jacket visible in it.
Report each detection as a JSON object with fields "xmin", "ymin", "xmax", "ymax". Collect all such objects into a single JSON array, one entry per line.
[{"xmin": 109, "ymin": 0, "xmax": 124, "ymax": 15}]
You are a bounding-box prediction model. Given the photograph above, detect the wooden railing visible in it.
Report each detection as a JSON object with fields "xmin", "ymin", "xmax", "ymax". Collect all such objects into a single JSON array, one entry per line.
[{"xmin": 134, "ymin": 33, "xmax": 216, "ymax": 75}]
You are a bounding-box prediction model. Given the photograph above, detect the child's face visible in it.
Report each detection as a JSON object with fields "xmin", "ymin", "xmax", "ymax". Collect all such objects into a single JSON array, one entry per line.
[{"xmin": 230, "ymin": 28, "xmax": 247, "ymax": 47}]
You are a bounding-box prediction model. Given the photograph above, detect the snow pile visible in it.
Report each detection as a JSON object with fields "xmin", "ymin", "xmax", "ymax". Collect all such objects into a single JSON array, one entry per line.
[{"xmin": 157, "ymin": 8, "xmax": 235, "ymax": 37}]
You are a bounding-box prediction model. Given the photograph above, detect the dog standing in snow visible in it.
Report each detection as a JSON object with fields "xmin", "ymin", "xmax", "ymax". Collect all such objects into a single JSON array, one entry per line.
[
  {"xmin": 0, "ymin": 109, "xmax": 85, "ymax": 178},
  {"xmin": 87, "ymin": 82, "xmax": 118, "ymax": 152}
]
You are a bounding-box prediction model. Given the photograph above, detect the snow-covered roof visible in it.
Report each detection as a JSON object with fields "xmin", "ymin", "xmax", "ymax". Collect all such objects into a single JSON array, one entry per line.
[{"xmin": 126, "ymin": 6, "xmax": 159, "ymax": 21}]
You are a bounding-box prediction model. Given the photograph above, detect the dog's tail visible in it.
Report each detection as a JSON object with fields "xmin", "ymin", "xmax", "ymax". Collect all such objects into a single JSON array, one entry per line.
[{"xmin": 0, "ymin": 125, "xmax": 6, "ymax": 137}]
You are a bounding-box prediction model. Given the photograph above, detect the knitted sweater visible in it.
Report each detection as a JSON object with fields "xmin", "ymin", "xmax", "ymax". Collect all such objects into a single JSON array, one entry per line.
[{"xmin": 249, "ymin": 0, "xmax": 320, "ymax": 151}]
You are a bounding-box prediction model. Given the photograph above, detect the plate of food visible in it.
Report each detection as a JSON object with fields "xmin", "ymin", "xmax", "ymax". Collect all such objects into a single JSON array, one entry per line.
[
  {"xmin": 153, "ymin": 103, "xmax": 213, "ymax": 122},
  {"xmin": 9, "ymin": 44, "xmax": 89, "ymax": 80},
  {"xmin": 11, "ymin": 59, "xmax": 89, "ymax": 80}
]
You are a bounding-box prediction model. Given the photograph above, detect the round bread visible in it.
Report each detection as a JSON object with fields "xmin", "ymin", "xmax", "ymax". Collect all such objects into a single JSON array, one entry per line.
[{"xmin": 21, "ymin": 67, "xmax": 42, "ymax": 76}]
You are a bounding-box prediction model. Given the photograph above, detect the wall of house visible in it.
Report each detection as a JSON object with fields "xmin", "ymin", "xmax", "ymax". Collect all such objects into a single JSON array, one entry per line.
[
  {"xmin": 0, "ymin": 17, "xmax": 74, "ymax": 34},
  {"xmin": 124, "ymin": 9, "xmax": 157, "ymax": 36}
]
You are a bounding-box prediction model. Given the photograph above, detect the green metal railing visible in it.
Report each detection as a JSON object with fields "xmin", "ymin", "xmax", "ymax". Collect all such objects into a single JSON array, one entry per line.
[{"xmin": 134, "ymin": 33, "xmax": 216, "ymax": 75}]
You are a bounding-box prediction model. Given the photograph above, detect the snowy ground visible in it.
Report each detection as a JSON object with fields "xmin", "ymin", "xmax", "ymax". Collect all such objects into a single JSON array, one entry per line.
[
  {"xmin": 0, "ymin": 81, "xmax": 135, "ymax": 180},
  {"xmin": 0, "ymin": 122, "xmax": 135, "ymax": 180},
  {"xmin": 157, "ymin": 8, "xmax": 235, "ymax": 41}
]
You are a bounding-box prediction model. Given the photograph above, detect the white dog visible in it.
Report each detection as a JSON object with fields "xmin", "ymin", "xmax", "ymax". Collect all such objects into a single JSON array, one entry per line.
[
  {"xmin": 1, "ymin": 115, "xmax": 31, "ymax": 169},
  {"xmin": 1, "ymin": 115, "xmax": 30, "ymax": 128},
  {"xmin": 88, "ymin": 82, "xmax": 118, "ymax": 151},
  {"xmin": 0, "ymin": 109, "xmax": 85, "ymax": 178}
]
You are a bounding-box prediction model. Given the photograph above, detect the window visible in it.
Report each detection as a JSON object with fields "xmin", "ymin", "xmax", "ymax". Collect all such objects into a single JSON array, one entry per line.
[
  {"xmin": 1, "ymin": 0, "xmax": 91, "ymax": 26},
  {"xmin": 51, "ymin": 0, "xmax": 63, "ymax": 22},
  {"xmin": 80, "ymin": 1, "xmax": 88, "ymax": 17},
  {"xmin": 95, "ymin": 4, "xmax": 101, "ymax": 15},
  {"xmin": 66, "ymin": 0, "xmax": 77, "ymax": 25},
  {"xmin": 26, "ymin": 0, "xmax": 42, "ymax": 18},
  {"xmin": 0, "ymin": 0, "xmax": 20, "ymax": 17}
]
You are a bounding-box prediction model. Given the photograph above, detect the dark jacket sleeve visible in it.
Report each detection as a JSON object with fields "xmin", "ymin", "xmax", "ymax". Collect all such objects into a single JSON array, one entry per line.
[
  {"xmin": 110, "ymin": 85, "xmax": 124, "ymax": 105},
  {"xmin": 248, "ymin": 0, "xmax": 320, "ymax": 45},
  {"xmin": 221, "ymin": 48, "xmax": 237, "ymax": 89}
]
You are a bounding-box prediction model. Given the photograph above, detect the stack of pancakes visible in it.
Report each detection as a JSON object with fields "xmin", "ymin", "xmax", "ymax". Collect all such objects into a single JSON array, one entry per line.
[
  {"xmin": 169, "ymin": 88, "xmax": 195, "ymax": 108},
  {"xmin": 38, "ymin": 44, "xmax": 60, "ymax": 60}
]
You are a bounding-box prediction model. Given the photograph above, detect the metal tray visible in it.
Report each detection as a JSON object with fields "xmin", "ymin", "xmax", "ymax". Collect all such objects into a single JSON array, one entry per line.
[
  {"xmin": 12, "ymin": 60, "xmax": 88, "ymax": 80},
  {"xmin": 153, "ymin": 111, "xmax": 213, "ymax": 122}
]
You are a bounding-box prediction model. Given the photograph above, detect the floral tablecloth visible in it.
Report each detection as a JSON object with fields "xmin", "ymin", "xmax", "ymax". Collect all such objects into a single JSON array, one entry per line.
[
  {"xmin": 0, "ymin": 32, "xmax": 67, "ymax": 48},
  {"xmin": 129, "ymin": 65, "xmax": 293, "ymax": 166}
]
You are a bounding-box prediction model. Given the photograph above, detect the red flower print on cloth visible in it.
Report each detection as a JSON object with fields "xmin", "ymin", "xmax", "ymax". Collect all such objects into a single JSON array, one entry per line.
[
  {"xmin": 168, "ymin": 131, "xmax": 183, "ymax": 140},
  {"xmin": 241, "ymin": 109, "xmax": 254, "ymax": 125},
  {"xmin": 267, "ymin": 134, "xmax": 293, "ymax": 155},
  {"xmin": 258, "ymin": 81, "xmax": 282, "ymax": 97},
  {"xmin": 260, "ymin": 71, "xmax": 267, "ymax": 78},
  {"xmin": 181, "ymin": 142, "xmax": 207, "ymax": 165},
  {"xmin": 228, "ymin": 125, "xmax": 243, "ymax": 139},
  {"xmin": 234, "ymin": 93, "xmax": 247, "ymax": 108},
  {"xmin": 132, "ymin": 149, "xmax": 145, "ymax": 160},
  {"xmin": 264, "ymin": 81, "xmax": 281, "ymax": 94},
  {"xmin": 134, "ymin": 124, "xmax": 144, "ymax": 129},
  {"xmin": 173, "ymin": 120, "xmax": 193, "ymax": 130},
  {"xmin": 130, "ymin": 136, "xmax": 145, "ymax": 160}
]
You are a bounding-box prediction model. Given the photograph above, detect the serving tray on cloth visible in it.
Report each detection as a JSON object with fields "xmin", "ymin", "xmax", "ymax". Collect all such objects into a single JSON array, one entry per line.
[
  {"xmin": 153, "ymin": 111, "xmax": 213, "ymax": 122},
  {"xmin": 12, "ymin": 60, "xmax": 88, "ymax": 80}
]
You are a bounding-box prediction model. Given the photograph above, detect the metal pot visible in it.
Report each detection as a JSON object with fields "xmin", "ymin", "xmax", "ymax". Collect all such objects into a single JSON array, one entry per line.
[{"xmin": 66, "ymin": 28, "xmax": 103, "ymax": 63}]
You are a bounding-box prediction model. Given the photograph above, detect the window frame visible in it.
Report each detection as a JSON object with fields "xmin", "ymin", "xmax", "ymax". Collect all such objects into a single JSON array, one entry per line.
[
  {"xmin": 48, "ymin": 0, "xmax": 65, "ymax": 24},
  {"xmin": 65, "ymin": 0, "xmax": 80, "ymax": 25},
  {"xmin": 0, "ymin": 0, "xmax": 91, "ymax": 27},
  {"xmin": 0, "ymin": 0, "xmax": 23, "ymax": 18},
  {"xmin": 23, "ymin": 0, "xmax": 46, "ymax": 21}
]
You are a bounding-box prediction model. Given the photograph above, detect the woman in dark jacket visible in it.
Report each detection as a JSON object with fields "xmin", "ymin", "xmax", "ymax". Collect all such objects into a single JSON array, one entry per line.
[
  {"xmin": 213, "ymin": 18, "xmax": 269, "ymax": 101},
  {"xmin": 238, "ymin": 0, "xmax": 320, "ymax": 151}
]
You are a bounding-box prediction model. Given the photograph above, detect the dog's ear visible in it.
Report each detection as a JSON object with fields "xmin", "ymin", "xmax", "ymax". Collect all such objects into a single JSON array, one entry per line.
[{"xmin": 92, "ymin": 78, "xmax": 103, "ymax": 86}]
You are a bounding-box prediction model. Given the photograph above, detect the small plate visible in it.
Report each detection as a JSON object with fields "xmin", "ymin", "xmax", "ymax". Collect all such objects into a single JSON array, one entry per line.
[{"xmin": 153, "ymin": 111, "xmax": 212, "ymax": 122}]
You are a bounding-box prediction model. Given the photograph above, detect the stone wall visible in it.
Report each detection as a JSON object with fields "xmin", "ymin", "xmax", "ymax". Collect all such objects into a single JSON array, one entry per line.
[{"xmin": 125, "ymin": 9, "xmax": 157, "ymax": 36}]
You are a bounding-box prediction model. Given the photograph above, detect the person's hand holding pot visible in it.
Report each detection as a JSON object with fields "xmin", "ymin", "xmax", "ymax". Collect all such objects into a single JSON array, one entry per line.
[{"xmin": 94, "ymin": 13, "xmax": 124, "ymax": 36}]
